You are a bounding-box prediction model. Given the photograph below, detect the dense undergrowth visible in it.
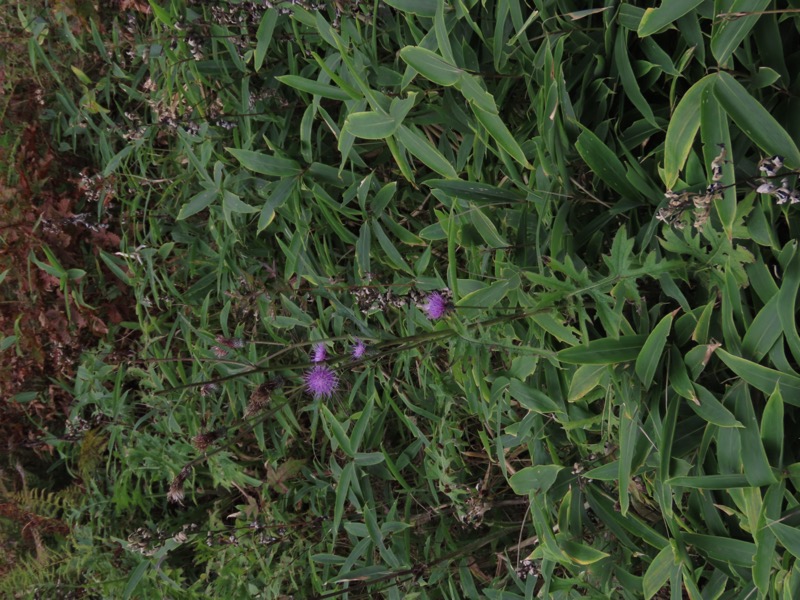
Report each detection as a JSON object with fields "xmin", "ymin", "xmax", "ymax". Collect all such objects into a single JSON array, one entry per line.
[{"xmin": 3, "ymin": 1, "xmax": 800, "ymax": 598}]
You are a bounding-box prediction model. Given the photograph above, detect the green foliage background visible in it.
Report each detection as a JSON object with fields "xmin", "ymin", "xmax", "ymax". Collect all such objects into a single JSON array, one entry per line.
[{"xmin": 5, "ymin": 0, "xmax": 800, "ymax": 598}]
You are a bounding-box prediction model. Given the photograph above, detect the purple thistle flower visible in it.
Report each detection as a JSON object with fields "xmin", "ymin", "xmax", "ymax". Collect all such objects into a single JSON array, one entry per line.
[
  {"xmin": 351, "ymin": 339, "xmax": 367, "ymax": 359},
  {"xmin": 311, "ymin": 343, "xmax": 327, "ymax": 363},
  {"xmin": 421, "ymin": 291, "xmax": 450, "ymax": 320},
  {"xmin": 304, "ymin": 365, "xmax": 339, "ymax": 399}
]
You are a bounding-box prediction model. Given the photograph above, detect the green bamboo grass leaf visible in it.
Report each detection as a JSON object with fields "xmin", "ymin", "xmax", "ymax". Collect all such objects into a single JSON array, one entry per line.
[
  {"xmin": 767, "ymin": 522, "xmax": 800, "ymax": 560},
  {"xmin": 456, "ymin": 275, "xmax": 519, "ymax": 311},
  {"xmin": 508, "ymin": 379, "xmax": 563, "ymax": 414},
  {"xmin": 372, "ymin": 219, "xmax": 413, "ymax": 275},
  {"xmin": 614, "ymin": 31, "xmax": 658, "ymax": 127},
  {"xmin": 458, "ymin": 74, "xmax": 498, "ymax": 114},
  {"xmin": 683, "ymin": 534, "xmax": 756, "ymax": 567},
  {"xmin": 643, "ymin": 545, "xmax": 677, "ymax": 600},
  {"xmin": 668, "ymin": 347, "xmax": 698, "ymax": 403},
  {"xmin": 320, "ymin": 405, "xmax": 353, "ymax": 456},
  {"xmin": 754, "ymin": 484, "xmax": 783, "ymax": 594},
  {"xmin": 177, "ymin": 188, "xmax": 217, "ymax": 220},
  {"xmin": 575, "ymin": 127, "xmax": 641, "ymax": 201},
  {"xmin": 714, "ymin": 72, "xmax": 800, "ymax": 168},
  {"xmin": 667, "ymin": 474, "xmax": 752, "ymax": 489},
  {"xmin": 732, "ymin": 384, "xmax": 778, "ymax": 486},
  {"xmin": 711, "ymin": 0, "xmax": 771, "ymax": 67},
  {"xmin": 776, "ymin": 244, "xmax": 800, "ymax": 365},
  {"xmin": 342, "ymin": 111, "xmax": 399, "ymax": 140},
  {"xmin": 560, "ymin": 539, "xmax": 610, "ymax": 565},
  {"xmin": 258, "ymin": 177, "xmax": 295, "ymax": 232},
  {"xmin": 123, "ymin": 560, "xmax": 149, "ymax": 600},
  {"xmin": 567, "ymin": 364, "xmax": 607, "ymax": 403},
  {"xmin": 227, "ymin": 148, "xmax": 302, "ymax": 177},
  {"xmin": 636, "ymin": 309, "xmax": 677, "ymax": 388},
  {"xmin": 395, "ymin": 125, "xmax": 458, "ymax": 179},
  {"xmin": 586, "ymin": 486, "xmax": 669, "ymax": 549},
  {"xmin": 425, "ymin": 179, "xmax": 524, "ymax": 203},
  {"xmin": 398, "ymin": 46, "xmax": 462, "ymax": 86},
  {"xmin": 637, "ymin": 0, "xmax": 703, "ymax": 37},
  {"xmin": 253, "ymin": 10, "xmax": 278, "ymax": 72},
  {"xmin": 742, "ymin": 294, "xmax": 781, "ymax": 361},
  {"xmin": 558, "ymin": 335, "xmax": 647, "ymax": 365},
  {"xmin": 716, "ymin": 349, "xmax": 800, "ymax": 404},
  {"xmin": 332, "ymin": 461, "xmax": 354, "ymax": 537},
  {"xmin": 468, "ymin": 209, "xmax": 508, "ymax": 248},
  {"xmin": 692, "ymin": 384, "xmax": 743, "ymax": 428},
  {"xmin": 276, "ymin": 75, "xmax": 355, "ymax": 100},
  {"xmin": 700, "ymin": 84, "xmax": 736, "ymax": 237},
  {"xmin": 761, "ymin": 386, "xmax": 784, "ymax": 466},
  {"xmin": 663, "ymin": 75, "xmax": 715, "ymax": 189},
  {"xmin": 470, "ymin": 104, "xmax": 531, "ymax": 168},
  {"xmin": 509, "ymin": 465, "xmax": 562, "ymax": 495},
  {"xmin": 618, "ymin": 394, "xmax": 639, "ymax": 516},
  {"xmin": 383, "ymin": 0, "xmax": 436, "ymax": 16}
]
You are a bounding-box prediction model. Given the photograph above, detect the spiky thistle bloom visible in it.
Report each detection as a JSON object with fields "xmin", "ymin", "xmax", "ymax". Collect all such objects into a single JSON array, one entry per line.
[
  {"xmin": 351, "ymin": 339, "xmax": 367, "ymax": 359},
  {"xmin": 311, "ymin": 343, "xmax": 327, "ymax": 363},
  {"xmin": 421, "ymin": 291, "xmax": 450, "ymax": 320},
  {"xmin": 304, "ymin": 365, "xmax": 339, "ymax": 399}
]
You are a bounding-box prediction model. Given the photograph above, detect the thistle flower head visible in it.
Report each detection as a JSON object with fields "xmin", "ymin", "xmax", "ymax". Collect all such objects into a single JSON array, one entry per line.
[
  {"xmin": 304, "ymin": 365, "xmax": 339, "ymax": 399},
  {"xmin": 351, "ymin": 339, "xmax": 367, "ymax": 359},
  {"xmin": 311, "ymin": 343, "xmax": 327, "ymax": 363},
  {"xmin": 421, "ymin": 291, "xmax": 450, "ymax": 320}
]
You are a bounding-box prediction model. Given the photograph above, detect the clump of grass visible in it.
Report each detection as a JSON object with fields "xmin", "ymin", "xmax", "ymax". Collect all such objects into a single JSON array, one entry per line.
[{"xmin": 7, "ymin": 2, "xmax": 800, "ymax": 599}]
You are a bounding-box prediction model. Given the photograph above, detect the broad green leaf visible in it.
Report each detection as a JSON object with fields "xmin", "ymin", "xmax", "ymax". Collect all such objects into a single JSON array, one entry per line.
[
  {"xmin": 716, "ymin": 349, "xmax": 800, "ymax": 405},
  {"xmin": 742, "ymin": 294, "xmax": 781, "ymax": 362},
  {"xmin": 253, "ymin": 9, "xmax": 278, "ymax": 72},
  {"xmin": 383, "ymin": 0, "xmax": 436, "ymax": 17},
  {"xmin": 714, "ymin": 72, "xmax": 800, "ymax": 169},
  {"xmin": 618, "ymin": 392, "xmax": 640, "ymax": 516},
  {"xmin": 177, "ymin": 188, "xmax": 217, "ymax": 220},
  {"xmin": 769, "ymin": 522, "xmax": 800, "ymax": 560},
  {"xmin": 761, "ymin": 386, "xmax": 784, "ymax": 466},
  {"xmin": 558, "ymin": 335, "xmax": 647, "ymax": 365},
  {"xmin": 342, "ymin": 111, "xmax": 398, "ymax": 140},
  {"xmin": 508, "ymin": 379, "xmax": 563, "ymax": 414},
  {"xmin": 614, "ymin": 30, "xmax": 657, "ymax": 127},
  {"xmin": 458, "ymin": 74, "xmax": 497, "ymax": 114},
  {"xmin": 456, "ymin": 275, "xmax": 519, "ymax": 311},
  {"xmin": 663, "ymin": 75, "xmax": 715, "ymax": 189},
  {"xmin": 332, "ymin": 461, "xmax": 354, "ymax": 537},
  {"xmin": 509, "ymin": 465, "xmax": 562, "ymax": 495},
  {"xmin": 395, "ymin": 125, "xmax": 458, "ymax": 179},
  {"xmin": 320, "ymin": 405, "xmax": 353, "ymax": 456},
  {"xmin": 692, "ymin": 384, "xmax": 743, "ymax": 428},
  {"xmin": 638, "ymin": 0, "xmax": 703, "ymax": 37},
  {"xmin": 468, "ymin": 208, "xmax": 508, "ymax": 248},
  {"xmin": 276, "ymin": 75, "xmax": 355, "ymax": 100},
  {"xmin": 227, "ymin": 148, "xmax": 303, "ymax": 177},
  {"xmin": 567, "ymin": 364, "xmax": 607, "ymax": 403},
  {"xmin": 399, "ymin": 46, "xmax": 462, "ymax": 86},
  {"xmin": 425, "ymin": 179, "xmax": 524, "ymax": 203},
  {"xmin": 643, "ymin": 545, "xmax": 676, "ymax": 600},
  {"xmin": 372, "ymin": 219, "xmax": 413, "ymax": 275},
  {"xmin": 635, "ymin": 309, "xmax": 676, "ymax": 388},
  {"xmin": 575, "ymin": 127, "xmax": 641, "ymax": 201},
  {"xmin": 471, "ymin": 104, "xmax": 531, "ymax": 168},
  {"xmin": 711, "ymin": 0, "xmax": 771, "ymax": 67},
  {"xmin": 683, "ymin": 534, "xmax": 755, "ymax": 567},
  {"xmin": 258, "ymin": 177, "xmax": 295, "ymax": 233},
  {"xmin": 732, "ymin": 384, "xmax": 777, "ymax": 486},
  {"xmin": 667, "ymin": 474, "xmax": 752, "ymax": 489},
  {"xmin": 560, "ymin": 539, "xmax": 610, "ymax": 565},
  {"xmin": 700, "ymin": 82, "xmax": 736, "ymax": 237}
]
